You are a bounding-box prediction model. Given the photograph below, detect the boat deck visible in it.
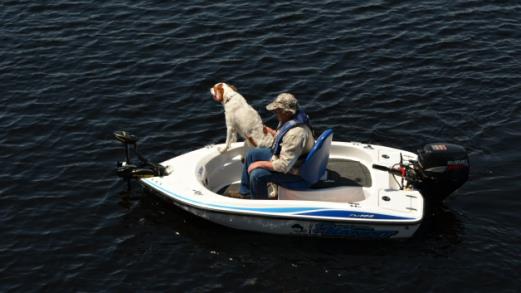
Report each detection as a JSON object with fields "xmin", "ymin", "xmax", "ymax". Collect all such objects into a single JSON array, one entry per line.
[{"xmin": 219, "ymin": 158, "xmax": 372, "ymax": 195}]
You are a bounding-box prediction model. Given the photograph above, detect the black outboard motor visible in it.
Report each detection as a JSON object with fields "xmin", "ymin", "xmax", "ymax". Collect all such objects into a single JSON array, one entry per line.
[{"xmin": 414, "ymin": 143, "xmax": 469, "ymax": 202}]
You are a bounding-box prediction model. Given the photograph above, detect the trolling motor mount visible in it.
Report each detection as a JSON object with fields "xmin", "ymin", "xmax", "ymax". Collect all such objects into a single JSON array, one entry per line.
[{"xmin": 113, "ymin": 131, "xmax": 167, "ymax": 180}]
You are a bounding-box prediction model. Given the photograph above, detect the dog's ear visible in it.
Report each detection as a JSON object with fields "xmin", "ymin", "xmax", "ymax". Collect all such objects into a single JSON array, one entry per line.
[
  {"xmin": 214, "ymin": 83, "xmax": 224, "ymax": 102},
  {"xmin": 229, "ymin": 84, "xmax": 238, "ymax": 92}
]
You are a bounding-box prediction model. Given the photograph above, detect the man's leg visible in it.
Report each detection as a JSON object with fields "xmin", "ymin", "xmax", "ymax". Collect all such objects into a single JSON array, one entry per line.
[
  {"xmin": 249, "ymin": 168, "xmax": 272, "ymax": 199},
  {"xmin": 239, "ymin": 148, "xmax": 272, "ymax": 197},
  {"xmin": 249, "ymin": 169, "xmax": 303, "ymax": 199}
]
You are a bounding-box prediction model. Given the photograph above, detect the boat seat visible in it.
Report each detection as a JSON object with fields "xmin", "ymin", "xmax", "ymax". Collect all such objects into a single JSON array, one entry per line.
[{"xmin": 279, "ymin": 129, "xmax": 333, "ymax": 190}]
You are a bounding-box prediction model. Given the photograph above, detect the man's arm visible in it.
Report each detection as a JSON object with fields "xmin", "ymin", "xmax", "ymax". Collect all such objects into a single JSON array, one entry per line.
[
  {"xmin": 272, "ymin": 128, "xmax": 308, "ymax": 173},
  {"xmin": 248, "ymin": 160, "xmax": 273, "ymax": 173},
  {"xmin": 248, "ymin": 127, "xmax": 309, "ymax": 174}
]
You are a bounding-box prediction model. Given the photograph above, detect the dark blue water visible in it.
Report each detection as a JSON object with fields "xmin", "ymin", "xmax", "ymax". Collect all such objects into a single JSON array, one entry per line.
[{"xmin": 2, "ymin": 0, "xmax": 520, "ymax": 291}]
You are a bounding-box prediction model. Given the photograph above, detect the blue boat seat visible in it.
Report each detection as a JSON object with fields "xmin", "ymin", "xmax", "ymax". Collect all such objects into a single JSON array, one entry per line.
[{"xmin": 279, "ymin": 129, "xmax": 334, "ymax": 190}]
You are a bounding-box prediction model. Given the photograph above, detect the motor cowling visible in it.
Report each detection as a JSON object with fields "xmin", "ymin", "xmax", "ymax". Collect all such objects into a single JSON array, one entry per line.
[{"xmin": 415, "ymin": 143, "xmax": 470, "ymax": 202}]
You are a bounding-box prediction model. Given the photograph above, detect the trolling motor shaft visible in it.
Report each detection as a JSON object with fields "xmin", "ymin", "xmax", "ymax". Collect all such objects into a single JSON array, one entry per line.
[
  {"xmin": 114, "ymin": 131, "xmax": 137, "ymax": 163},
  {"xmin": 113, "ymin": 131, "xmax": 167, "ymax": 180}
]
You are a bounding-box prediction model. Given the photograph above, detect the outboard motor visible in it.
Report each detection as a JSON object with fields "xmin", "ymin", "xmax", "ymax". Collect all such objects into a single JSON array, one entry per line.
[
  {"xmin": 372, "ymin": 142, "xmax": 470, "ymax": 203},
  {"xmin": 414, "ymin": 143, "xmax": 469, "ymax": 202}
]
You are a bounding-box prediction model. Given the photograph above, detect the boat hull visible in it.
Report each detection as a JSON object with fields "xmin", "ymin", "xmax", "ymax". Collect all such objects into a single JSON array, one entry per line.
[
  {"xmin": 143, "ymin": 181, "xmax": 420, "ymax": 239},
  {"xmin": 139, "ymin": 140, "xmax": 424, "ymax": 239}
]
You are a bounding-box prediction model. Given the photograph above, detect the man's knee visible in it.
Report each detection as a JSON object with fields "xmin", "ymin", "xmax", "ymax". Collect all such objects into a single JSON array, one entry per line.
[
  {"xmin": 250, "ymin": 169, "xmax": 270, "ymax": 185},
  {"xmin": 245, "ymin": 148, "xmax": 260, "ymax": 163},
  {"xmin": 245, "ymin": 148, "xmax": 256, "ymax": 158},
  {"xmin": 250, "ymin": 168, "xmax": 267, "ymax": 180}
]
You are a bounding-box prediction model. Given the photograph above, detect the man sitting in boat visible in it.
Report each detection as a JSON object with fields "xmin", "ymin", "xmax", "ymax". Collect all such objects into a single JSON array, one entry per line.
[{"xmin": 238, "ymin": 93, "xmax": 315, "ymax": 199}]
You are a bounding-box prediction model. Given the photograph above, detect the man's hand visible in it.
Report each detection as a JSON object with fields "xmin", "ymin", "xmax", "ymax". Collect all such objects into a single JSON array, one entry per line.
[
  {"xmin": 248, "ymin": 161, "xmax": 272, "ymax": 173},
  {"xmin": 263, "ymin": 125, "xmax": 276, "ymax": 137}
]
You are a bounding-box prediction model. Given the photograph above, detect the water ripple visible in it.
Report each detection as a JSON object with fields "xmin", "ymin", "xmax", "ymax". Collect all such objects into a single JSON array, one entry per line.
[{"xmin": 1, "ymin": 0, "xmax": 521, "ymax": 291}]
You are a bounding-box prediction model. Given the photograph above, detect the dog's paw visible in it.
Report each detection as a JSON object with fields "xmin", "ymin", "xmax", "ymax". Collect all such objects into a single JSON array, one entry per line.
[{"xmin": 217, "ymin": 146, "xmax": 228, "ymax": 153}]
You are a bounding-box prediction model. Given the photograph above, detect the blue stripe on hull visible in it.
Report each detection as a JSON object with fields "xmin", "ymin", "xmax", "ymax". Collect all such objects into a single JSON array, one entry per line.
[
  {"xmin": 142, "ymin": 179, "xmax": 414, "ymax": 221},
  {"xmin": 296, "ymin": 210, "xmax": 411, "ymax": 220}
]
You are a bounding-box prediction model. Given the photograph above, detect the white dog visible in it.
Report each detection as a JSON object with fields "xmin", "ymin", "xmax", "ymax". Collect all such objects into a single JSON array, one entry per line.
[{"xmin": 210, "ymin": 82, "xmax": 274, "ymax": 153}]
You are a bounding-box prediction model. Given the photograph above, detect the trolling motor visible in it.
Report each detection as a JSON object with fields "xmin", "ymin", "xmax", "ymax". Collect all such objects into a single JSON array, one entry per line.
[
  {"xmin": 114, "ymin": 131, "xmax": 167, "ymax": 181},
  {"xmin": 373, "ymin": 143, "xmax": 469, "ymax": 202}
]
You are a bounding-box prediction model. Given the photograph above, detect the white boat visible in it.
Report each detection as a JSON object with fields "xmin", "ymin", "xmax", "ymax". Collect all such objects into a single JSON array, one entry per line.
[{"xmin": 114, "ymin": 130, "xmax": 469, "ymax": 239}]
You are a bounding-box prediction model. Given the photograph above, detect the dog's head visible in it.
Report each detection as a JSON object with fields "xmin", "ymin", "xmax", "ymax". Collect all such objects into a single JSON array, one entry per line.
[{"xmin": 210, "ymin": 82, "xmax": 238, "ymax": 103}]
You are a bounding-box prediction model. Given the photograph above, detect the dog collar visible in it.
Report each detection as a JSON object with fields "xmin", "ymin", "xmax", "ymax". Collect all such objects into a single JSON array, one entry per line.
[{"xmin": 224, "ymin": 92, "xmax": 238, "ymax": 104}]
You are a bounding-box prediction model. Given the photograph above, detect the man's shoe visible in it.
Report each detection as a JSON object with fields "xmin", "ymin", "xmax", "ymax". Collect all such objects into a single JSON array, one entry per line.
[
  {"xmin": 225, "ymin": 192, "xmax": 244, "ymax": 199},
  {"xmin": 267, "ymin": 183, "xmax": 278, "ymax": 199}
]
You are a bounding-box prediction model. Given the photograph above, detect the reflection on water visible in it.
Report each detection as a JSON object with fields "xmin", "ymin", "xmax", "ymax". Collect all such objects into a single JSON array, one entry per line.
[
  {"xmin": 413, "ymin": 204, "xmax": 464, "ymax": 252},
  {"xmin": 3, "ymin": 0, "xmax": 520, "ymax": 290}
]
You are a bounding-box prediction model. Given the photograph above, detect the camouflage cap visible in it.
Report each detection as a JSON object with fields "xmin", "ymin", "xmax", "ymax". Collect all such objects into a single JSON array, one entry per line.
[{"xmin": 266, "ymin": 93, "xmax": 299, "ymax": 114}]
